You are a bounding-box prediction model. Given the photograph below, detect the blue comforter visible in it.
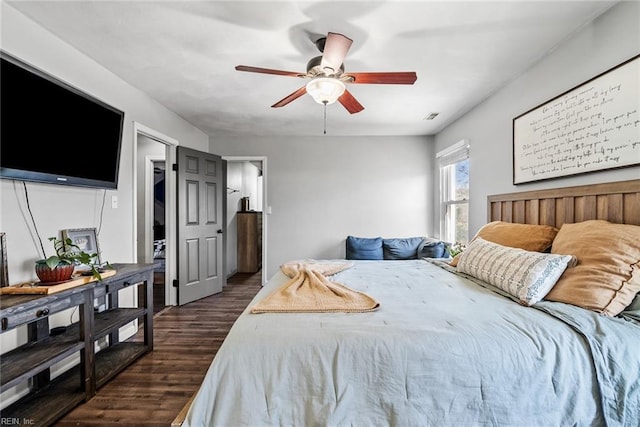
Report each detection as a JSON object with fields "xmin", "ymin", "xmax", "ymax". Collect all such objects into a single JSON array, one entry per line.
[{"xmin": 184, "ymin": 259, "xmax": 640, "ymax": 426}]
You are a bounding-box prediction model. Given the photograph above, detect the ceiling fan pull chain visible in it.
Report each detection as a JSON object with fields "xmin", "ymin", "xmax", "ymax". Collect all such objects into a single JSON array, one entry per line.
[{"xmin": 323, "ymin": 101, "xmax": 328, "ymax": 135}]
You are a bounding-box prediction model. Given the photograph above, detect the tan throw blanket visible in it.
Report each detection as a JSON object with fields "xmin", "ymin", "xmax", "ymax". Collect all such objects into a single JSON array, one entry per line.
[{"xmin": 250, "ymin": 260, "xmax": 380, "ymax": 313}]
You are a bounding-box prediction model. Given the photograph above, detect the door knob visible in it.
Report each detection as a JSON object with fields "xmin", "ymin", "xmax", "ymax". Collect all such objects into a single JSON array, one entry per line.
[{"xmin": 217, "ymin": 229, "xmax": 223, "ymax": 234}]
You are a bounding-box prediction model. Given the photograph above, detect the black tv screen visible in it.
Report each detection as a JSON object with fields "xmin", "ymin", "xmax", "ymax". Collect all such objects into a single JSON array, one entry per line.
[{"xmin": 1, "ymin": 51, "xmax": 124, "ymax": 189}]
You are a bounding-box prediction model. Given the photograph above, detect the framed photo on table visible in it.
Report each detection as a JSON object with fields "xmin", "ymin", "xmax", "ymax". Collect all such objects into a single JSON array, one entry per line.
[{"xmin": 62, "ymin": 228, "xmax": 101, "ymax": 264}]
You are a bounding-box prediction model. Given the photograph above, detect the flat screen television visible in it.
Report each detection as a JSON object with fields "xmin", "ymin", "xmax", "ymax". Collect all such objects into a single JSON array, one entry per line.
[{"xmin": 1, "ymin": 51, "xmax": 125, "ymax": 189}]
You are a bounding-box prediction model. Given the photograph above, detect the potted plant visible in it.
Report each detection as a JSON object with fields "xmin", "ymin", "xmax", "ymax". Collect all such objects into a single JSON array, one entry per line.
[
  {"xmin": 35, "ymin": 236, "xmax": 109, "ymax": 283},
  {"xmin": 447, "ymin": 241, "xmax": 467, "ymax": 258}
]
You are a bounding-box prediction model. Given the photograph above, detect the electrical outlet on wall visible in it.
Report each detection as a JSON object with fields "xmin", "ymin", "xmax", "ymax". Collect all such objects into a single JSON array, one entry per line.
[{"xmin": 111, "ymin": 195, "xmax": 118, "ymax": 209}]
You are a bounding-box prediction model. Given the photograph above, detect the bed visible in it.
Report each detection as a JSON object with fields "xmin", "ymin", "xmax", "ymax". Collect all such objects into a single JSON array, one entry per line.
[{"xmin": 179, "ymin": 180, "xmax": 640, "ymax": 427}]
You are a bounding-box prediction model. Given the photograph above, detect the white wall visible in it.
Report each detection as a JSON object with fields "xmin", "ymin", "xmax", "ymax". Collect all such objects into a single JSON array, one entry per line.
[
  {"xmin": 0, "ymin": 4, "xmax": 209, "ymax": 284},
  {"xmin": 242, "ymin": 162, "xmax": 261, "ymax": 212},
  {"xmin": 434, "ymin": 1, "xmax": 640, "ymax": 237},
  {"xmin": 211, "ymin": 135, "xmax": 435, "ymax": 278}
]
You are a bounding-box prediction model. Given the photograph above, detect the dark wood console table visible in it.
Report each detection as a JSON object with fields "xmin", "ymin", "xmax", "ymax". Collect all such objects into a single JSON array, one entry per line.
[{"xmin": 0, "ymin": 263, "xmax": 155, "ymax": 426}]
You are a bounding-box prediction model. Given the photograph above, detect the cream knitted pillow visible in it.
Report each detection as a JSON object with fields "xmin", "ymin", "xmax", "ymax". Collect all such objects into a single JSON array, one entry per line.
[{"xmin": 457, "ymin": 237, "xmax": 575, "ymax": 306}]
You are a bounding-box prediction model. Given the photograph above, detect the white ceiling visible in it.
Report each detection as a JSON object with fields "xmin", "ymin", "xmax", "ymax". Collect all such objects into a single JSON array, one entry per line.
[{"xmin": 7, "ymin": 1, "xmax": 617, "ymax": 137}]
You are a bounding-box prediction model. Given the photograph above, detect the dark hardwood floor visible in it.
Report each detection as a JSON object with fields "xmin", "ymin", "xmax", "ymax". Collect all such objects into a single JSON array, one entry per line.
[{"xmin": 56, "ymin": 271, "xmax": 262, "ymax": 426}]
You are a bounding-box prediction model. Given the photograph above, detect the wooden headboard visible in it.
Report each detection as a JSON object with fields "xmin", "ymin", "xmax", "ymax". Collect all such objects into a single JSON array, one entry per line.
[{"xmin": 488, "ymin": 179, "xmax": 640, "ymax": 228}]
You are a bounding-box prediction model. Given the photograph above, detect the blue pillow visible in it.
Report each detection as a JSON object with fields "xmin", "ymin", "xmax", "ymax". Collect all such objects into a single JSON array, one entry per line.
[
  {"xmin": 383, "ymin": 237, "xmax": 424, "ymax": 260},
  {"xmin": 417, "ymin": 238, "xmax": 447, "ymax": 258},
  {"xmin": 346, "ymin": 236, "xmax": 383, "ymax": 260}
]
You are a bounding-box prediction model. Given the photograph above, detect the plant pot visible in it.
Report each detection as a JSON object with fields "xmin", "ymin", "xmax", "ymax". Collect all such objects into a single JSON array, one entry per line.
[{"xmin": 35, "ymin": 262, "xmax": 75, "ymax": 284}]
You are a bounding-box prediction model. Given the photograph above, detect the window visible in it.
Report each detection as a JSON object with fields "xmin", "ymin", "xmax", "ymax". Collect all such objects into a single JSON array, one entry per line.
[{"xmin": 438, "ymin": 140, "xmax": 469, "ymax": 244}]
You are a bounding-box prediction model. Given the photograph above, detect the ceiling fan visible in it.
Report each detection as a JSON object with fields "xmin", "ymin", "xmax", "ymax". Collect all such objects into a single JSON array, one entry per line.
[{"xmin": 235, "ymin": 32, "xmax": 417, "ymax": 114}]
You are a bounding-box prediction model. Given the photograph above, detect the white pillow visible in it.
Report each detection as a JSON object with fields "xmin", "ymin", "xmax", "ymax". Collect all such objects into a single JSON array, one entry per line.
[{"xmin": 457, "ymin": 237, "xmax": 576, "ymax": 306}]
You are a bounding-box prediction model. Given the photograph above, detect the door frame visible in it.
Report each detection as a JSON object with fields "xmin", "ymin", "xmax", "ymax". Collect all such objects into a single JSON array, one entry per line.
[
  {"xmin": 133, "ymin": 122, "xmax": 179, "ymax": 306},
  {"xmin": 223, "ymin": 156, "xmax": 268, "ymax": 285}
]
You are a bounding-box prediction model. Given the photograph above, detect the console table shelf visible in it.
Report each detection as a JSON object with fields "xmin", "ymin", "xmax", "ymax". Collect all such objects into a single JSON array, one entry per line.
[
  {"xmin": 95, "ymin": 342, "xmax": 148, "ymax": 388},
  {"xmin": 0, "ymin": 263, "xmax": 155, "ymax": 426},
  {"xmin": 0, "ymin": 367, "xmax": 85, "ymax": 426},
  {"xmin": 94, "ymin": 307, "xmax": 147, "ymax": 340},
  {"xmin": 0, "ymin": 337, "xmax": 85, "ymax": 391}
]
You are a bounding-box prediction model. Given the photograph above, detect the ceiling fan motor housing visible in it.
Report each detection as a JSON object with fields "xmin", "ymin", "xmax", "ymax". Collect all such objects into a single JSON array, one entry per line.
[
  {"xmin": 315, "ymin": 36, "xmax": 327, "ymax": 53},
  {"xmin": 306, "ymin": 55, "xmax": 344, "ymax": 77}
]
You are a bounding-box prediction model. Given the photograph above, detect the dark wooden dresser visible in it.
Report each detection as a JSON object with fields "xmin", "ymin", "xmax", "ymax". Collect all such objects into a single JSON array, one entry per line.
[{"xmin": 237, "ymin": 211, "xmax": 262, "ymax": 273}]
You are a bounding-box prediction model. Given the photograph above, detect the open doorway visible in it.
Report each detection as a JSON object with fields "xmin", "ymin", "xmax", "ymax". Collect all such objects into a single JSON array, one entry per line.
[
  {"xmin": 134, "ymin": 122, "xmax": 178, "ymax": 312},
  {"xmin": 224, "ymin": 156, "xmax": 267, "ymax": 285}
]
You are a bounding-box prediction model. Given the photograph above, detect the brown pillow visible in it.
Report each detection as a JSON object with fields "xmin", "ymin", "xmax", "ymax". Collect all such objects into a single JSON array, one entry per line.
[
  {"xmin": 449, "ymin": 221, "xmax": 558, "ymax": 267},
  {"xmin": 546, "ymin": 220, "xmax": 640, "ymax": 316}
]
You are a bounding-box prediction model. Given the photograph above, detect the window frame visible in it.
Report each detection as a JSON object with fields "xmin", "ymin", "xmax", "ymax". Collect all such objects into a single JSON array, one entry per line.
[{"xmin": 437, "ymin": 140, "xmax": 470, "ymax": 244}]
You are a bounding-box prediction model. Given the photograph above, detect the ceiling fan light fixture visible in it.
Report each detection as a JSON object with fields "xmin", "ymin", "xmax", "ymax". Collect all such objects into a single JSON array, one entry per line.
[
  {"xmin": 305, "ymin": 77, "xmax": 345, "ymax": 105},
  {"xmin": 236, "ymin": 32, "xmax": 416, "ymax": 113}
]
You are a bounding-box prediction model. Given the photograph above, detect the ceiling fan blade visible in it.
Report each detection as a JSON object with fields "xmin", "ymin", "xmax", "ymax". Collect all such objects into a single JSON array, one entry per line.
[
  {"xmin": 235, "ymin": 65, "xmax": 303, "ymax": 77},
  {"xmin": 347, "ymin": 72, "xmax": 417, "ymax": 85},
  {"xmin": 338, "ymin": 89, "xmax": 364, "ymax": 114},
  {"xmin": 320, "ymin": 32, "xmax": 353, "ymax": 75},
  {"xmin": 271, "ymin": 86, "xmax": 308, "ymax": 108}
]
